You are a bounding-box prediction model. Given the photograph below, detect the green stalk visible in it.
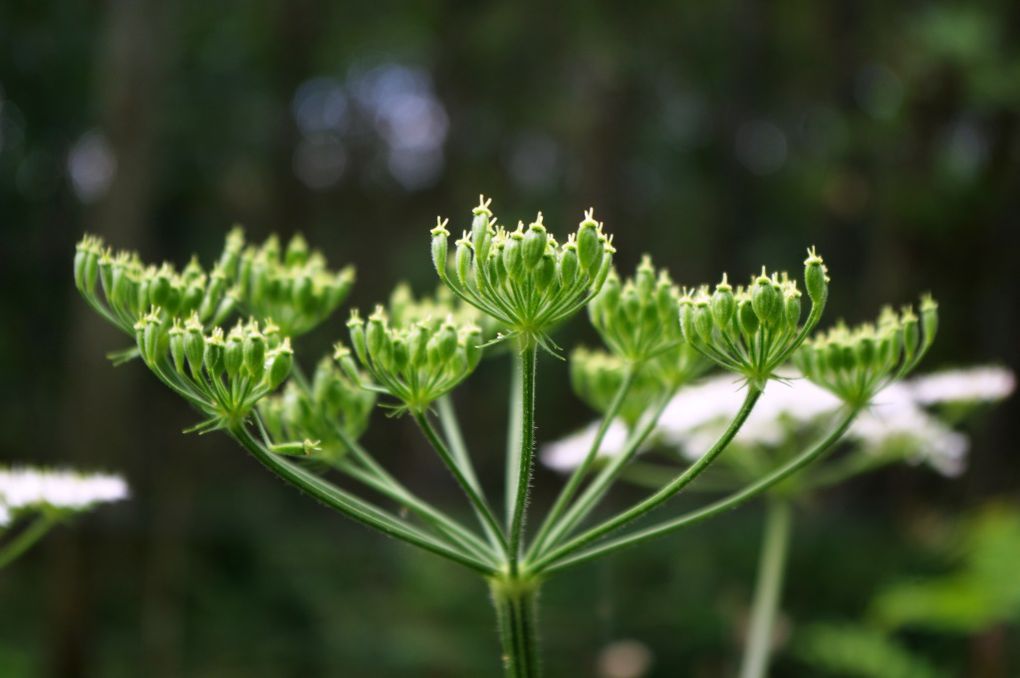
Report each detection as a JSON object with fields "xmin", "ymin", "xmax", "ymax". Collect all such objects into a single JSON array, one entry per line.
[
  {"xmin": 509, "ymin": 344, "xmax": 538, "ymax": 572},
  {"xmin": 529, "ymin": 365, "xmax": 637, "ymax": 557},
  {"xmin": 414, "ymin": 413, "xmax": 508, "ymax": 552},
  {"xmin": 490, "ymin": 577, "xmax": 541, "ymax": 677},
  {"xmin": 533, "ymin": 387, "xmax": 761, "ymax": 570},
  {"xmin": 230, "ymin": 424, "xmax": 496, "ymax": 575},
  {"xmin": 535, "ymin": 406, "xmax": 859, "ymax": 575},
  {"xmin": 506, "ymin": 352, "xmax": 524, "ymax": 522},
  {"xmin": 739, "ymin": 499, "xmax": 792, "ymax": 678},
  {"xmin": 0, "ymin": 514, "xmax": 59, "ymax": 570}
]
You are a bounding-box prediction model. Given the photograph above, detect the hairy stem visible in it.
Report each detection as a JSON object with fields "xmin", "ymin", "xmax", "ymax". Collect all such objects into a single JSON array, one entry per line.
[
  {"xmin": 530, "ymin": 365, "xmax": 637, "ymax": 557},
  {"xmin": 505, "ymin": 352, "xmax": 524, "ymax": 522},
  {"xmin": 509, "ymin": 344, "xmax": 538, "ymax": 573},
  {"xmin": 739, "ymin": 499, "xmax": 792, "ymax": 678},
  {"xmin": 491, "ymin": 577, "xmax": 541, "ymax": 678}
]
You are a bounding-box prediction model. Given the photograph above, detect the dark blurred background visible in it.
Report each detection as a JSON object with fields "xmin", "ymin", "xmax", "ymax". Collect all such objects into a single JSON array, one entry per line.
[{"xmin": 1, "ymin": 1, "xmax": 1018, "ymax": 676}]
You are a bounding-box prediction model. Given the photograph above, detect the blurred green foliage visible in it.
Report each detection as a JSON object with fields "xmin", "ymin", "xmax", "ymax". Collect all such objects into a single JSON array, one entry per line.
[{"xmin": 1, "ymin": 0, "xmax": 1018, "ymax": 675}]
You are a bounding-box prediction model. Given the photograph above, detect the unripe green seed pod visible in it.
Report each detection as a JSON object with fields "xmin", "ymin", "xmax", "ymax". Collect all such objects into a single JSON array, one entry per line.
[
  {"xmin": 577, "ymin": 219, "xmax": 601, "ymax": 271},
  {"xmin": 711, "ymin": 278, "xmax": 735, "ymax": 327},
  {"xmin": 265, "ymin": 341, "xmax": 293, "ymax": 390},
  {"xmin": 347, "ymin": 313, "xmax": 368, "ymax": 365},
  {"xmin": 293, "ymin": 274, "xmax": 314, "ymax": 310},
  {"xmin": 438, "ymin": 322, "xmax": 458, "ymax": 361},
  {"xmin": 523, "ymin": 220, "xmax": 547, "ymax": 268},
  {"xmin": 285, "ymin": 234, "xmax": 309, "ymax": 267},
  {"xmin": 738, "ymin": 298, "xmax": 759, "ymax": 336},
  {"xmin": 74, "ymin": 241, "xmax": 100, "ymax": 294},
  {"xmin": 784, "ymin": 291, "xmax": 802, "ymax": 329},
  {"xmin": 505, "ymin": 232, "xmax": 525, "ymax": 281},
  {"xmin": 920, "ymin": 296, "xmax": 938, "ymax": 344},
  {"xmin": 455, "ymin": 239, "xmax": 473, "ymax": 286},
  {"xmin": 366, "ymin": 311, "xmax": 386, "ymax": 364},
  {"xmin": 184, "ymin": 319, "xmax": 205, "ymax": 377},
  {"xmin": 600, "ymin": 273, "xmax": 621, "ymax": 311},
  {"xmin": 408, "ymin": 325, "xmax": 428, "ymax": 366},
  {"xmin": 334, "ymin": 345, "xmax": 361, "ymax": 384},
  {"xmin": 855, "ymin": 335, "xmax": 876, "ymax": 368},
  {"xmin": 558, "ymin": 245, "xmax": 579, "ymax": 284},
  {"xmin": 224, "ymin": 328, "xmax": 244, "ymax": 379},
  {"xmin": 679, "ymin": 301, "xmax": 698, "ymax": 343},
  {"xmin": 391, "ymin": 336, "xmax": 409, "ymax": 372},
  {"xmin": 430, "ymin": 222, "xmax": 449, "ymax": 278},
  {"xmin": 534, "ymin": 253, "xmax": 556, "ymax": 291},
  {"xmin": 751, "ymin": 275, "xmax": 781, "ymax": 326},
  {"xmin": 169, "ymin": 324, "xmax": 186, "ymax": 374},
  {"xmin": 471, "ymin": 211, "xmax": 491, "ymax": 263},
  {"xmin": 902, "ymin": 312, "xmax": 919, "ymax": 361},
  {"xmin": 150, "ymin": 270, "xmax": 172, "ymax": 307},
  {"xmin": 204, "ymin": 330, "xmax": 226, "ymax": 377},
  {"xmin": 694, "ymin": 302, "xmax": 714, "ymax": 343},
  {"xmin": 804, "ymin": 248, "xmax": 828, "ymax": 305},
  {"xmin": 464, "ymin": 327, "xmax": 483, "ymax": 371},
  {"xmin": 244, "ymin": 330, "xmax": 266, "ymax": 381},
  {"xmin": 636, "ymin": 257, "xmax": 655, "ymax": 298},
  {"xmin": 623, "ymin": 287, "xmax": 641, "ymax": 325}
]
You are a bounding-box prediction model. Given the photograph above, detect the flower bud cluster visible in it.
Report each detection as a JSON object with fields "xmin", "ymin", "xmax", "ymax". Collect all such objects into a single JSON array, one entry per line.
[
  {"xmin": 134, "ymin": 309, "xmax": 293, "ymax": 428},
  {"xmin": 678, "ymin": 248, "xmax": 829, "ymax": 388},
  {"xmin": 75, "ymin": 234, "xmax": 241, "ymax": 336},
  {"xmin": 570, "ymin": 348, "xmax": 675, "ymax": 426},
  {"xmin": 343, "ymin": 305, "xmax": 483, "ymax": 413},
  {"xmin": 794, "ymin": 295, "xmax": 938, "ymax": 407},
  {"xmin": 430, "ymin": 196, "xmax": 615, "ymax": 348},
  {"xmin": 387, "ymin": 282, "xmax": 501, "ymax": 342},
  {"xmin": 588, "ymin": 255, "xmax": 684, "ymax": 362},
  {"xmin": 259, "ymin": 356, "xmax": 376, "ymax": 460},
  {"xmin": 236, "ymin": 232, "xmax": 355, "ymax": 337}
]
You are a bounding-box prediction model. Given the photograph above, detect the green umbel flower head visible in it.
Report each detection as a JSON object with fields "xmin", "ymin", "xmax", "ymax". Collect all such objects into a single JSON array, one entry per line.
[
  {"xmin": 588, "ymin": 255, "xmax": 684, "ymax": 363},
  {"xmin": 794, "ymin": 295, "xmax": 938, "ymax": 407},
  {"xmin": 75, "ymin": 234, "xmax": 242, "ymax": 339},
  {"xmin": 430, "ymin": 196, "xmax": 615, "ymax": 351},
  {"xmin": 134, "ymin": 310, "xmax": 292, "ymax": 431},
  {"xmin": 343, "ymin": 305, "xmax": 483, "ymax": 414},
  {"xmin": 387, "ymin": 282, "xmax": 502, "ymax": 343},
  {"xmin": 259, "ymin": 356, "xmax": 376, "ymax": 460},
  {"xmin": 679, "ymin": 248, "xmax": 829, "ymax": 388},
  {"xmin": 236, "ymin": 231, "xmax": 355, "ymax": 337}
]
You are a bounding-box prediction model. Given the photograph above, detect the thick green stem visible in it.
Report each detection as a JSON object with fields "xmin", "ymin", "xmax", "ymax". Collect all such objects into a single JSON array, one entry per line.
[
  {"xmin": 536, "ymin": 406, "xmax": 858, "ymax": 575},
  {"xmin": 530, "ymin": 366, "xmax": 637, "ymax": 557},
  {"xmin": 0, "ymin": 514, "xmax": 58, "ymax": 570},
  {"xmin": 739, "ymin": 499, "xmax": 792, "ymax": 678},
  {"xmin": 533, "ymin": 387, "xmax": 761, "ymax": 570},
  {"xmin": 505, "ymin": 352, "xmax": 524, "ymax": 522},
  {"xmin": 509, "ymin": 344, "xmax": 538, "ymax": 572},
  {"xmin": 490, "ymin": 577, "xmax": 541, "ymax": 678}
]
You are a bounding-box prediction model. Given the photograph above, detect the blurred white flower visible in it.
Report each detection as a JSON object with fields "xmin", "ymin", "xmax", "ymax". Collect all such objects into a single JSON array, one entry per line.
[
  {"xmin": 597, "ymin": 638, "xmax": 654, "ymax": 678},
  {"xmin": 909, "ymin": 366, "xmax": 1015, "ymax": 406},
  {"xmin": 0, "ymin": 502, "xmax": 9, "ymax": 528},
  {"xmin": 0, "ymin": 468, "xmax": 129, "ymax": 514},
  {"xmin": 543, "ymin": 365, "xmax": 1013, "ymax": 480},
  {"xmin": 543, "ymin": 419, "xmax": 629, "ymax": 473}
]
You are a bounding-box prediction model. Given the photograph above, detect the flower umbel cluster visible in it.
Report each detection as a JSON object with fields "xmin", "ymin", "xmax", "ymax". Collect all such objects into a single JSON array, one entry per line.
[
  {"xmin": 795, "ymin": 296, "xmax": 938, "ymax": 407},
  {"xmin": 679, "ymin": 248, "xmax": 829, "ymax": 388},
  {"xmin": 136, "ymin": 311, "xmax": 293, "ymax": 431},
  {"xmin": 259, "ymin": 356, "xmax": 376, "ymax": 460},
  {"xmin": 431, "ymin": 196, "xmax": 615, "ymax": 349},
  {"xmin": 236, "ymin": 231, "xmax": 355, "ymax": 337},
  {"xmin": 344, "ymin": 306, "xmax": 483, "ymax": 414}
]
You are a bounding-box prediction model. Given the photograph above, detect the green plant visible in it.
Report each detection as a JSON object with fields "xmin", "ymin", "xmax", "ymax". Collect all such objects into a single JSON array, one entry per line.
[{"xmin": 74, "ymin": 197, "xmax": 935, "ymax": 676}]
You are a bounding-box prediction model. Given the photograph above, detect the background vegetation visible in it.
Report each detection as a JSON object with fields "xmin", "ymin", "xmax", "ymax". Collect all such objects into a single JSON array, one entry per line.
[{"xmin": 1, "ymin": 1, "xmax": 1017, "ymax": 675}]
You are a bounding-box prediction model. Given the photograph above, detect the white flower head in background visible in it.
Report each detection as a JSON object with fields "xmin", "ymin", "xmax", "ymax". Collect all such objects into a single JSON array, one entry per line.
[
  {"xmin": 543, "ymin": 419, "xmax": 630, "ymax": 473},
  {"xmin": 0, "ymin": 467, "xmax": 129, "ymax": 516},
  {"xmin": 0, "ymin": 502, "xmax": 9, "ymax": 528},
  {"xmin": 909, "ymin": 366, "xmax": 1015, "ymax": 406}
]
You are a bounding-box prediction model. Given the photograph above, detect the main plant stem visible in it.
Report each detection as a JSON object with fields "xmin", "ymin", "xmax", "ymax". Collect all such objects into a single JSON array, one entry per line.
[
  {"xmin": 508, "ymin": 344, "xmax": 537, "ymax": 573},
  {"xmin": 739, "ymin": 498, "xmax": 792, "ymax": 678},
  {"xmin": 490, "ymin": 577, "xmax": 541, "ymax": 678}
]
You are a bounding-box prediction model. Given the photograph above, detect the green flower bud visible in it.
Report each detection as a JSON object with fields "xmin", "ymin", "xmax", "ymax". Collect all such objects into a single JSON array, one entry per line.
[
  {"xmin": 558, "ymin": 243, "xmax": 579, "ymax": 284},
  {"xmin": 505, "ymin": 229, "xmax": 525, "ymax": 281},
  {"xmin": 636, "ymin": 256, "xmax": 655, "ymax": 298},
  {"xmin": 438, "ymin": 321, "xmax": 458, "ymax": 361},
  {"xmin": 463, "ymin": 326, "xmax": 483, "ymax": 371},
  {"xmin": 366, "ymin": 308, "xmax": 387, "ymax": 364},
  {"xmin": 738, "ymin": 298, "xmax": 759, "ymax": 336},
  {"xmin": 694, "ymin": 301, "xmax": 714, "ymax": 343},
  {"xmin": 679, "ymin": 298, "xmax": 698, "ymax": 343},
  {"xmin": 784, "ymin": 289, "xmax": 802, "ymax": 329},
  {"xmin": 391, "ymin": 335, "xmax": 409, "ymax": 372},
  {"xmin": 534, "ymin": 253, "xmax": 556, "ymax": 291},
  {"xmin": 455, "ymin": 235, "xmax": 473, "ymax": 287},
  {"xmin": 430, "ymin": 219, "xmax": 450, "ymax": 278},
  {"xmin": 184, "ymin": 315, "xmax": 205, "ymax": 377},
  {"xmin": 74, "ymin": 237, "xmax": 101, "ymax": 295},
  {"xmin": 150, "ymin": 267, "xmax": 172, "ymax": 307},
  {"xmin": 471, "ymin": 201, "xmax": 492, "ymax": 263},
  {"xmin": 920, "ymin": 295, "xmax": 938, "ymax": 345},
  {"xmin": 347, "ymin": 311, "xmax": 368, "ymax": 365},
  {"xmin": 285, "ymin": 233, "xmax": 309, "ymax": 267}
]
